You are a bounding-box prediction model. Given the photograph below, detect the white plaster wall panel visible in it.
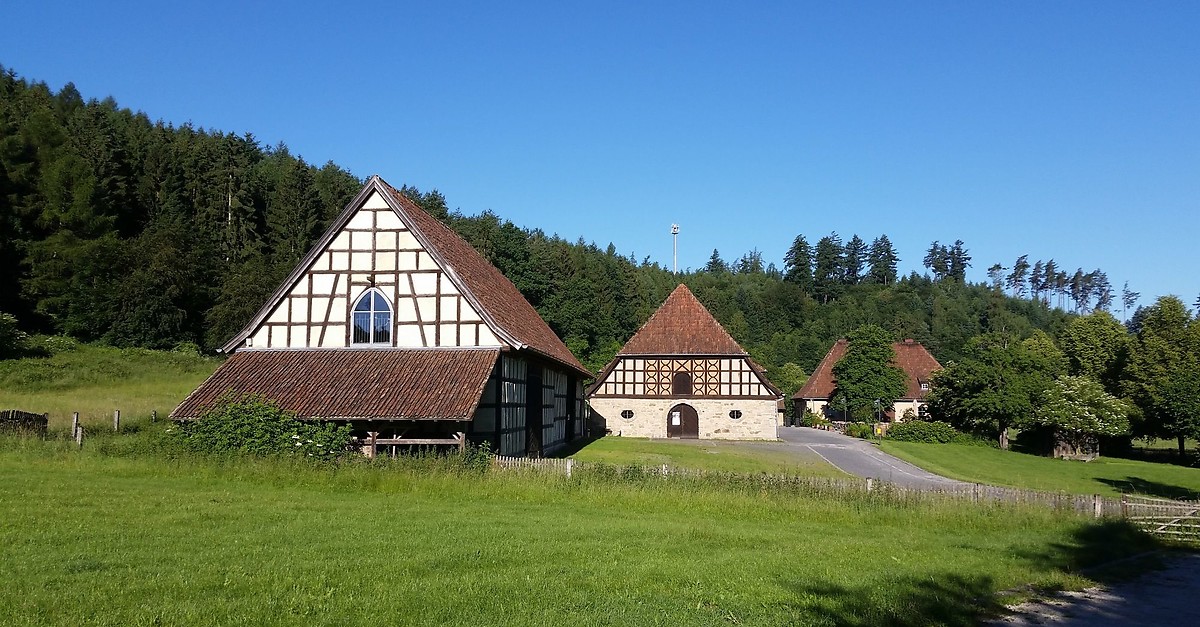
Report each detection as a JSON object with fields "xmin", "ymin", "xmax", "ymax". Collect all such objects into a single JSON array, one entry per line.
[
  {"xmin": 331, "ymin": 231, "xmax": 352, "ymax": 250},
  {"xmin": 376, "ymin": 230, "xmax": 397, "ymax": 250},
  {"xmin": 396, "ymin": 252, "xmax": 417, "ymax": 271},
  {"xmin": 440, "ymin": 324, "xmax": 458, "ymax": 346},
  {"xmin": 289, "ymin": 326, "xmax": 308, "ymax": 348},
  {"xmin": 478, "ymin": 326, "xmax": 501, "ymax": 347},
  {"xmin": 291, "ymin": 303, "xmax": 308, "ymax": 324},
  {"xmin": 410, "ymin": 273, "xmax": 435, "ymax": 295},
  {"xmin": 375, "ymin": 253, "xmax": 396, "ymax": 272},
  {"xmin": 440, "ymin": 297, "xmax": 459, "ymax": 320},
  {"xmin": 312, "ymin": 274, "xmax": 334, "ymax": 295},
  {"xmin": 249, "ymin": 327, "xmax": 269, "ymax": 348},
  {"xmin": 422, "ymin": 325, "xmax": 437, "ymax": 344},
  {"xmin": 396, "ymin": 325, "xmax": 423, "ymax": 347},
  {"xmin": 319, "ymin": 326, "xmax": 346, "ymax": 348},
  {"xmin": 376, "ymin": 206, "xmax": 404, "ymax": 227},
  {"xmin": 346, "ymin": 210, "xmax": 374, "ymax": 230},
  {"xmin": 438, "ymin": 274, "xmax": 459, "ymax": 295},
  {"xmin": 309, "ymin": 298, "xmax": 329, "ymax": 320},
  {"xmin": 346, "ymin": 252, "xmax": 368, "ymax": 271},
  {"xmin": 361, "ymin": 191, "xmax": 388, "ymax": 210},
  {"xmin": 266, "ymin": 303, "xmax": 289, "ymax": 324},
  {"xmin": 416, "ymin": 297, "xmax": 436, "ymax": 321},
  {"xmin": 460, "ymin": 304, "xmax": 481, "ymax": 322},
  {"xmin": 416, "ymin": 251, "xmax": 435, "ymax": 270},
  {"xmin": 396, "ymin": 230, "xmax": 420, "ymax": 250},
  {"xmin": 327, "ymin": 297, "xmax": 347, "ymax": 323},
  {"xmin": 331, "ymin": 252, "xmax": 349, "ymax": 271},
  {"xmin": 395, "ymin": 298, "xmax": 418, "ymax": 323}
]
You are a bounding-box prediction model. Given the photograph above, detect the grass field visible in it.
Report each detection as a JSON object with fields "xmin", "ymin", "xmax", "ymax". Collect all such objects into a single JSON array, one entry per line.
[
  {"xmin": 0, "ymin": 340, "xmax": 218, "ymax": 431},
  {"xmin": 0, "ymin": 432, "xmax": 1168, "ymax": 626},
  {"xmin": 568, "ymin": 436, "xmax": 847, "ymax": 477},
  {"xmin": 881, "ymin": 440, "xmax": 1200, "ymax": 499}
]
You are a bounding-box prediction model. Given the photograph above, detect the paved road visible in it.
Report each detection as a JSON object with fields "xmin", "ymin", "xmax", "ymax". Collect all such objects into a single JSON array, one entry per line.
[
  {"xmin": 776, "ymin": 426, "xmax": 966, "ymax": 488},
  {"xmin": 985, "ymin": 552, "xmax": 1200, "ymax": 626}
]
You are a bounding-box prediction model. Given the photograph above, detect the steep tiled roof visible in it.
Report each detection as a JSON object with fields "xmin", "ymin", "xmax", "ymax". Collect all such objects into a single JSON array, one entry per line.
[
  {"xmin": 794, "ymin": 339, "xmax": 942, "ymax": 400},
  {"xmin": 376, "ymin": 180, "xmax": 588, "ymax": 376},
  {"xmin": 172, "ymin": 349, "xmax": 499, "ymax": 420},
  {"xmin": 618, "ymin": 284, "xmax": 746, "ymax": 356}
]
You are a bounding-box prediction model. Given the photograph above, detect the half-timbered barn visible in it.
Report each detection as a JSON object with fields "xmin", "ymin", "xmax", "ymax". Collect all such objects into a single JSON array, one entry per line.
[
  {"xmin": 586, "ymin": 284, "xmax": 783, "ymax": 440},
  {"xmin": 173, "ymin": 175, "xmax": 591, "ymax": 457},
  {"xmin": 793, "ymin": 338, "xmax": 941, "ymax": 421}
]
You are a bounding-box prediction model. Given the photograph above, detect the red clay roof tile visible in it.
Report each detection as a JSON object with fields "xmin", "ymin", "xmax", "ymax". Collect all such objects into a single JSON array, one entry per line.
[
  {"xmin": 618, "ymin": 284, "xmax": 746, "ymax": 356},
  {"xmin": 171, "ymin": 349, "xmax": 500, "ymax": 421}
]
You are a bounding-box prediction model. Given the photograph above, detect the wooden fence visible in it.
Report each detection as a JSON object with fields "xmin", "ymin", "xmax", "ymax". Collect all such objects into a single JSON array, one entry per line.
[
  {"xmin": 491, "ymin": 456, "xmax": 1196, "ymax": 532},
  {"xmin": 0, "ymin": 409, "xmax": 48, "ymax": 436}
]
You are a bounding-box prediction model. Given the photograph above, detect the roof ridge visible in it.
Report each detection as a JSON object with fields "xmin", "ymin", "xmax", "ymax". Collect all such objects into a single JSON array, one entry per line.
[{"xmin": 617, "ymin": 283, "xmax": 748, "ymax": 356}]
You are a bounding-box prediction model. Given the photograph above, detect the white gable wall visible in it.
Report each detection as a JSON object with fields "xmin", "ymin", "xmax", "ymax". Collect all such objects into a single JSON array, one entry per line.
[{"xmin": 246, "ymin": 191, "xmax": 503, "ymax": 349}]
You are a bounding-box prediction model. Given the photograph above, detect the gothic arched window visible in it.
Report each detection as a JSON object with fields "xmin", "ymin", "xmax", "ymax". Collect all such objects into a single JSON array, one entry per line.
[{"xmin": 352, "ymin": 289, "xmax": 392, "ymax": 345}]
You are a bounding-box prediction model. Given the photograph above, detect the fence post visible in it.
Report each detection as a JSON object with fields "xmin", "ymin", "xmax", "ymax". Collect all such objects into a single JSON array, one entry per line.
[
  {"xmin": 75, "ymin": 425, "xmax": 83, "ymax": 448},
  {"xmin": 151, "ymin": 409, "xmax": 157, "ymax": 423},
  {"xmin": 566, "ymin": 458, "xmax": 573, "ymax": 478},
  {"xmin": 661, "ymin": 463, "xmax": 668, "ymax": 476},
  {"xmin": 1093, "ymin": 494, "xmax": 1102, "ymax": 519},
  {"xmin": 1121, "ymin": 494, "xmax": 1129, "ymax": 518},
  {"xmin": 972, "ymin": 483, "xmax": 981, "ymax": 503},
  {"xmin": 71, "ymin": 412, "xmax": 79, "ymax": 439},
  {"xmin": 865, "ymin": 478, "xmax": 874, "ymax": 492},
  {"xmin": 113, "ymin": 409, "xmax": 120, "ymax": 432}
]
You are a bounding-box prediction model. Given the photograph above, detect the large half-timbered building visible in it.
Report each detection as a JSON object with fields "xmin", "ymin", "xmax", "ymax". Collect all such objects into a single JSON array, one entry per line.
[
  {"xmin": 586, "ymin": 284, "xmax": 782, "ymax": 440},
  {"xmin": 173, "ymin": 175, "xmax": 590, "ymax": 457}
]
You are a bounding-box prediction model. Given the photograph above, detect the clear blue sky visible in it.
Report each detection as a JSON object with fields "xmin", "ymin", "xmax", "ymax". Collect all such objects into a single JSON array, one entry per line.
[{"xmin": 6, "ymin": 1, "xmax": 1197, "ymax": 312}]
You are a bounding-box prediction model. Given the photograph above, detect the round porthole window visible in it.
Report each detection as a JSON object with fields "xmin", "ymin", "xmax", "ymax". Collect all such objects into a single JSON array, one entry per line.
[
  {"xmin": 621, "ymin": 410, "xmax": 635, "ymax": 420},
  {"xmin": 729, "ymin": 410, "xmax": 743, "ymax": 420}
]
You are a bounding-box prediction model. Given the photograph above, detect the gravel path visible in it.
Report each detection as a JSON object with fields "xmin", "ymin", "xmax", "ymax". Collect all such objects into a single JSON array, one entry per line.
[
  {"xmin": 984, "ymin": 552, "xmax": 1200, "ymax": 626},
  {"xmin": 776, "ymin": 426, "xmax": 967, "ymax": 488}
]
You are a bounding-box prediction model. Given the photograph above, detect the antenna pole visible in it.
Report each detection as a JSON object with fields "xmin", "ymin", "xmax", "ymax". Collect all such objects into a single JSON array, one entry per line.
[{"xmin": 671, "ymin": 224, "xmax": 679, "ymax": 274}]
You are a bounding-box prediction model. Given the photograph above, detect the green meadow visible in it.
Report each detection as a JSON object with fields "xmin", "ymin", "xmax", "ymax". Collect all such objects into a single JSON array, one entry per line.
[
  {"xmin": 881, "ymin": 440, "xmax": 1200, "ymax": 499},
  {"xmin": 0, "ymin": 429, "xmax": 1168, "ymax": 627},
  {"xmin": 568, "ymin": 436, "xmax": 846, "ymax": 477}
]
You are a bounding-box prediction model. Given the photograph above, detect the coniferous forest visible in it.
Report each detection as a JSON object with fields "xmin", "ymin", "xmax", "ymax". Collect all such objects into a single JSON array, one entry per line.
[{"xmin": 2, "ymin": 66, "xmax": 1181, "ymax": 407}]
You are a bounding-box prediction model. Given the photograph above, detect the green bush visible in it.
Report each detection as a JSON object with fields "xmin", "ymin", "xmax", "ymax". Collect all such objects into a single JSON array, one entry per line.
[
  {"xmin": 799, "ymin": 411, "xmax": 830, "ymax": 428},
  {"xmin": 886, "ymin": 420, "xmax": 959, "ymax": 444},
  {"xmin": 0, "ymin": 313, "xmax": 31, "ymax": 359},
  {"xmin": 172, "ymin": 393, "xmax": 351, "ymax": 460},
  {"xmin": 844, "ymin": 422, "xmax": 875, "ymax": 439}
]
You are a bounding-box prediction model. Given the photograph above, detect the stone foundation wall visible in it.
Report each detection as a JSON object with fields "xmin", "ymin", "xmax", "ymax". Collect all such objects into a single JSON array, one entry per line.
[{"xmin": 588, "ymin": 397, "xmax": 777, "ymax": 440}]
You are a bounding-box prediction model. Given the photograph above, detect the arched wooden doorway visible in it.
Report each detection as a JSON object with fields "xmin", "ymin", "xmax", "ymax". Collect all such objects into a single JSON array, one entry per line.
[{"xmin": 666, "ymin": 403, "xmax": 699, "ymax": 439}]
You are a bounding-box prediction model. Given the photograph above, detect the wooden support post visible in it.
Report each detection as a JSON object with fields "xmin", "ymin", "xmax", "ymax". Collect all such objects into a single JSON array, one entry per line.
[
  {"xmin": 865, "ymin": 478, "xmax": 874, "ymax": 492},
  {"xmin": 113, "ymin": 409, "xmax": 120, "ymax": 432},
  {"xmin": 1093, "ymin": 494, "xmax": 1103, "ymax": 519},
  {"xmin": 71, "ymin": 412, "xmax": 79, "ymax": 439},
  {"xmin": 1121, "ymin": 494, "xmax": 1129, "ymax": 518},
  {"xmin": 151, "ymin": 409, "xmax": 157, "ymax": 423},
  {"xmin": 367, "ymin": 432, "xmax": 378, "ymax": 459},
  {"xmin": 457, "ymin": 431, "xmax": 466, "ymax": 453},
  {"xmin": 972, "ymin": 483, "xmax": 981, "ymax": 503},
  {"xmin": 75, "ymin": 425, "xmax": 83, "ymax": 448},
  {"xmin": 661, "ymin": 463, "xmax": 669, "ymax": 476},
  {"xmin": 566, "ymin": 458, "xmax": 574, "ymax": 478}
]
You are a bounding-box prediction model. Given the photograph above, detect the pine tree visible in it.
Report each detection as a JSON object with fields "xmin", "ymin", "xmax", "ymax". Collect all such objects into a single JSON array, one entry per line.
[
  {"xmin": 1029, "ymin": 261, "xmax": 1044, "ymax": 303},
  {"xmin": 704, "ymin": 249, "xmax": 727, "ymax": 274},
  {"xmin": 948, "ymin": 240, "xmax": 971, "ymax": 281},
  {"xmin": 782, "ymin": 235, "xmax": 813, "ymax": 291},
  {"xmin": 923, "ymin": 241, "xmax": 949, "ymax": 281},
  {"xmin": 866, "ymin": 235, "xmax": 899, "ymax": 285},
  {"xmin": 843, "ymin": 234, "xmax": 867, "ymax": 284},
  {"xmin": 1007, "ymin": 255, "xmax": 1030, "ymax": 297},
  {"xmin": 1121, "ymin": 282, "xmax": 1140, "ymax": 322},
  {"xmin": 987, "ymin": 263, "xmax": 1005, "ymax": 292},
  {"xmin": 813, "ymin": 233, "xmax": 844, "ymax": 303}
]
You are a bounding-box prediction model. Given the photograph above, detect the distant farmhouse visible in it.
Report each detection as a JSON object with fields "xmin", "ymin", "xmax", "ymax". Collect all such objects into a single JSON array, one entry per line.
[
  {"xmin": 587, "ymin": 285, "xmax": 783, "ymax": 440},
  {"xmin": 794, "ymin": 339, "xmax": 941, "ymax": 421},
  {"xmin": 173, "ymin": 176, "xmax": 591, "ymax": 457}
]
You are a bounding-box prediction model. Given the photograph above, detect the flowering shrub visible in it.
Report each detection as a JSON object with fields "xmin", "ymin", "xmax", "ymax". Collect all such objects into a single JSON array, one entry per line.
[{"xmin": 173, "ymin": 393, "xmax": 351, "ymax": 460}]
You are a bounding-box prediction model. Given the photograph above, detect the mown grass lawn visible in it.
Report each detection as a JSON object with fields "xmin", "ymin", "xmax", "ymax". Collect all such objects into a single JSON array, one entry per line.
[
  {"xmin": 881, "ymin": 441, "xmax": 1200, "ymax": 499},
  {"xmin": 569, "ymin": 436, "xmax": 846, "ymax": 477},
  {"xmin": 0, "ymin": 435, "xmax": 1167, "ymax": 627},
  {"xmin": 0, "ymin": 340, "xmax": 218, "ymax": 431}
]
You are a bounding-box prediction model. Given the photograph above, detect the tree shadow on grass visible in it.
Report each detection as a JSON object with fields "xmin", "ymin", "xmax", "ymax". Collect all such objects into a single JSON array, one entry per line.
[
  {"xmin": 775, "ymin": 520, "xmax": 1166, "ymax": 626},
  {"xmin": 1095, "ymin": 476, "xmax": 1200, "ymax": 500}
]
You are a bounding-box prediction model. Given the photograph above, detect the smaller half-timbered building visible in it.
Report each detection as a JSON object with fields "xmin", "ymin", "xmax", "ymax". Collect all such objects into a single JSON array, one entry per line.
[
  {"xmin": 173, "ymin": 175, "xmax": 590, "ymax": 457},
  {"xmin": 794, "ymin": 338, "xmax": 941, "ymax": 421},
  {"xmin": 587, "ymin": 284, "xmax": 782, "ymax": 440}
]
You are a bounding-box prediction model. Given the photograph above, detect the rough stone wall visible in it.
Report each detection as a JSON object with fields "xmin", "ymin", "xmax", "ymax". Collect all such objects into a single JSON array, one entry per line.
[{"xmin": 588, "ymin": 397, "xmax": 777, "ymax": 440}]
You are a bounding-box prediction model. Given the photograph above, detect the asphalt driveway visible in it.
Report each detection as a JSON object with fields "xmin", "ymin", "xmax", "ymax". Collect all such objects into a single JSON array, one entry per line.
[{"xmin": 777, "ymin": 426, "xmax": 966, "ymax": 489}]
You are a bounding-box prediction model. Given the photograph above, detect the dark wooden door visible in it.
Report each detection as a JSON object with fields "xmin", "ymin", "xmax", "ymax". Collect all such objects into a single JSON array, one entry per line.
[{"xmin": 667, "ymin": 404, "xmax": 698, "ymax": 439}]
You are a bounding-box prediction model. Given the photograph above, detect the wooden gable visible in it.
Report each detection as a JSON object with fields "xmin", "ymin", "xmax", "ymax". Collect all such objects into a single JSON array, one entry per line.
[{"xmin": 236, "ymin": 190, "xmax": 500, "ymax": 350}]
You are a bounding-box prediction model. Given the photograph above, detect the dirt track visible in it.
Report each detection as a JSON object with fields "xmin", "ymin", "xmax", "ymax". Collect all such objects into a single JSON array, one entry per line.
[{"xmin": 985, "ymin": 552, "xmax": 1200, "ymax": 626}]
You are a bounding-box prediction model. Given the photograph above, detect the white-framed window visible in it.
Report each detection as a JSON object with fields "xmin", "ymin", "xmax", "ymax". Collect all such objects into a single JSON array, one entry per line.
[
  {"xmin": 920, "ymin": 381, "xmax": 930, "ymax": 391},
  {"xmin": 729, "ymin": 410, "xmax": 743, "ymax": 420},
  {"xmin": 351, "ymin": 288, "xmax": 392, "ymax": 345},
  {"xmin": 620, "ymin": 410, "xmax": 635, "ymax": 420}
]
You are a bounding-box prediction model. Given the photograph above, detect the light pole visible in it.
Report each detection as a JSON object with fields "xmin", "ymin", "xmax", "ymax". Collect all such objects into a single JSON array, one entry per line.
[{"xmin": 671, "ymin": 224, "xmax": 679, "ymax": 274}]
